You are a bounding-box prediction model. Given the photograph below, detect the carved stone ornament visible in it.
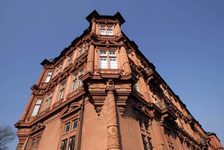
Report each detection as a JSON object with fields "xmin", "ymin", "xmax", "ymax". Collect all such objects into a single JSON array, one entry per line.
[{"xmin": 107, "ymin": 125, "xmax": 120, "ymax": 149}]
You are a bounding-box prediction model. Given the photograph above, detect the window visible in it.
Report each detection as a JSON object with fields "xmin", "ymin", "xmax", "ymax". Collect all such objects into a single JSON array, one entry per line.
[
  {"xmin": 67, "ymin": 55, "xmax": 72, "ymax": 66},
  {"xmin": 45, "ymin": 72, "xmax": 52, "ymax": 83},
  {"xmin": 54, "ymin": 64, "xmax": 62, "ymax": 77},
  {"xmin": 44, "ymin": 92, "xmax": 52, "ymax": 109},
  {"xmin": 61, "ymin": 139, "xmax": 67, "ymax": 150},
  {"xmin": 71, "ymin": 70, "xmax": 84, "ymax": 92},
  {"xmin": 72, "ymin": 119, "xmax": 78, "ymax": 129},
  {"xmin": 61, "ymin": 118, "xmax": 79, "ymax": 150},
  {"xmin": 65, "ymin": 123, "xmax": 70, "ymax": 133},
  {"xmin": 68, "ymin": 136, "xmax": 75, "ymax": 150},
  {"xmin": 99, "ymin": 50, "xmax": 117, "ymax": 69},
  {"xmin": 72, "ymin": 75, "xmax": 77, "ymax": 91},
  {"xmin": 107, "ymin": 26, "xmax": 113, "ymax": 35},
  {"xmin": 58, "ymin": 83, "xmax": 66, "ymax": 100},
  {"xmin": 99, "ymin": 25, "xmax": 113, "ymax": 36},
  {"xmin": 79, "ymin": 43, "xmax": 88, "ymax": 56},
  {"xmin": 139, "ymin": 120, "xmax": 152, "ymax": 150},
  {"xmin": 31, "ymin": 99, "xmax": 42, "ymax": 116}
]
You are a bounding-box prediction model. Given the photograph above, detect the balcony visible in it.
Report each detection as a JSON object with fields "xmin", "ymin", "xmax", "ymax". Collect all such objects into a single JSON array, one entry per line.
[{"xmin": 155, "ymin": 101, "xmax": 177, "ymax": 121}]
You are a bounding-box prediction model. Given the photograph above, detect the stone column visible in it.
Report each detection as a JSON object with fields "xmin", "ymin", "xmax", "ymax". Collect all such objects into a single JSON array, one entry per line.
[
  {"xmin": 106, "ymin": 91, "xmax": 121, "ymax": 150},
  {"xmin": 120, "ymin": 46, "xmax": 131, "ymax": 75},
  {"xmin": 86, "ymin": 44, "xmax": 95, "ymax": 73}
]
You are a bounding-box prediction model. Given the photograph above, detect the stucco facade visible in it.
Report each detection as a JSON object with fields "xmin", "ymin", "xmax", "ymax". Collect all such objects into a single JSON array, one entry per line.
[{"xmin": 15, "ymin": 10, "xmax": 223, "ymax": 150}]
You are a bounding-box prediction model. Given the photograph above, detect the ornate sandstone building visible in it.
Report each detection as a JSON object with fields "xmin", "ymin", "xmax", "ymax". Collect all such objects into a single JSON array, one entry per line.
[{"xmin": 15, "ymin": 11, "xmax": 223, "ymax": 150}]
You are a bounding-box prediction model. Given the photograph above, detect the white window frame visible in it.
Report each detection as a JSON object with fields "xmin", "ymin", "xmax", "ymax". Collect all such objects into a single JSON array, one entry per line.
[
  {"xmin": 31, "ymin": 99, "xmax": 42, "ymax": 116},
  {"xmin": 99, "ymin": 25, "xmax": 114, "ymax": 36},
  {"xmin": 99, "ymin": 50, "xmax": 118, "ymax": 69},
  {"xmin": 44, "ymin": 72, "xmax": 52, "ymax": 83}
]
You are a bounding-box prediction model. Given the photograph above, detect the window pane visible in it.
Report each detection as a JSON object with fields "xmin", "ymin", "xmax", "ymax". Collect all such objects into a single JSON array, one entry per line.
[
  {"xmin": 72, "ymin": 79, "xmax": 77, "ymax": 91},
  {"xmin": 36, "ymin": 99, "xmax": 42, "ymax": 104},
  {"xmin": 99, "ymin": 50, "xmax": 107, "ymax": 56},
  {"xmin": 72, "ymin": 119, "xmax": 78, "ymax": 129},
  {"xmin": 31, "ymin": 105, "xmax": 40, "ymax": 116},
  {"xmin": 58, "ymin": 90, "xmax": 64, "ymax": 100},
  {"xmin": 45, "ymin": 98, "xmax": 51, "ymax": 108},
  {"xmin": 107, "ymin": 29, "xmax": 113, "ymax": 35},
  {"xmin": 65, "ymin": 123, "xmax": 70, "ymax": 132},
  {"xmin": 109, "ymin": 58, "xmax": 117, "ymax": 69},
  {"xmin": 78, "ymin": 80, "xmax": 83, "ymax": 87},
  {"xmin": 68, "ymin": 136, "xmax": 75, "ymax": 150},
  {"xmin": 67, "ymin": 56, "xmax": 72, "ymax": 65},
  {"xmin": 100, "ymin": 29, "xmax": 106, "ymax": 35},
  {"xmin": 61, "ymin": 139, "xmax": 67, "ymax": 150},
  {"xmin": 100, "ymin": 58, "xmax": 108, "ymax": 69},
  {"xmin": 109, "ymin": 51, "xmax": 116, "ymax": 56},
  {"xmin": 45, "ymin": 72, "xmax": 52, "ymax": 83}
]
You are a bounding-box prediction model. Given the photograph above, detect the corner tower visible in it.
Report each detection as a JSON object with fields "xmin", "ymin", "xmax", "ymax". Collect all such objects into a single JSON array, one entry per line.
[{"xmin": 15, "ymin": 10, "xmax": 223, "ymax": 150}]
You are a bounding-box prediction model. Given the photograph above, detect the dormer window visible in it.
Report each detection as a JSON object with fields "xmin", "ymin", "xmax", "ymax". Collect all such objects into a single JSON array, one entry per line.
[
  {"xmin": 99, "ymin": 25, "xmax": 113, "ymax": 36},
  {"xmin": 44, "ymin": 72, "xmax": 52, "ymax": 83},
  {"xmin": 99, "ymin": 50, "xmax": 117, "ymax": 69}
]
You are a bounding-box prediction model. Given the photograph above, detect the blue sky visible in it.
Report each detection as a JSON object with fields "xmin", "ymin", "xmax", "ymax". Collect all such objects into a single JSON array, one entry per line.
[{"xmin": 0, "ymin": 0, "xmax": 223, "ymax": 149}]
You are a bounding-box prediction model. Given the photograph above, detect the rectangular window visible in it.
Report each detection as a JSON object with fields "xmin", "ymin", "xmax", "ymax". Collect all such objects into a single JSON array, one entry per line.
[
  {"xmin": 58, "ymin": 83, "xmax": 66, "ymax": 100},
  {"xmin": 99, "ymin": 50, "xmax": 117, "ymax": 69},
  {"xmin": 67, "ymin": 56, "xmax": 72, "ymax": 66},
  {"xmin": 31, "ymin": 99, "xmax": 42, "ymax": 116},
  {"xmin": 107, "ymin": 26, "xmax": 113, "ymax": 35},
  {"xmin": 99, "ymin": 25, "xmax": 113, "ymax": 35},
  {"xmin": 60, "ymin": 139, "xmax": 67, "ymax": 150},
  {"xmin": 45, "ymin": 98, "xmax": 51, "ymax": 108},
  {"xmin": 72, "ymin": 77, "xmax": 77, "ymax": 91},
  {"xmin": 109, "ymin": 58, "xmax": 117, "ymax": 69},
  {"xmin": 79, "ymin": 43, "xmax": 87, "ymax": 56},
  {"xmin": 78, "ymin": 69, "xmax": 83, "ymax": 87},
  {"xmin": 72, "ymin": 119, "xmax": 78, "ymax": 129},
  {"xmin": 45, "ymin": 72, "xmax": 52, "ymax": 83},
  {"xmin": 65, "ymin": 123, "xmax": 70, "ymax": 132},
  {"xmin": 100, "ymin": 58, "xmax": 108, "ymax": 69},
  {"xmin": 68, "ymin": 136, "xmax": 75, "ymax": 150},
  {"xmin": 99, "ymin": 26, "xmax": 106, "ymax": 35}
]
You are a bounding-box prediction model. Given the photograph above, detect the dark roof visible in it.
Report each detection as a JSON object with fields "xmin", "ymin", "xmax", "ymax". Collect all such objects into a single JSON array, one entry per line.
[{"xmin": 86, "ymin": 10, "xmax": 125, "ymax": 25}]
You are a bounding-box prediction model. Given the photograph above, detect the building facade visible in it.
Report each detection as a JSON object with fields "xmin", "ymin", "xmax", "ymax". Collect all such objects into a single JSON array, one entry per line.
[{"xmin": 15, "ymin": 11, "xmax": 223, "ymax": 150}]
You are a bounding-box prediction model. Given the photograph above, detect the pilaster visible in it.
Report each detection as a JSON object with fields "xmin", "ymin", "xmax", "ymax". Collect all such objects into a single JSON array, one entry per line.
[
  {"xmin": 120, "ymin": 46, "xmax": 131, "ymax": 75},
  {"xmin": 106, "ymin": 90, "xmax": 121, "ymax": 150},
  {"xmin": 86, "ymin": 44, "xmax": 95, "ymax": 73}
]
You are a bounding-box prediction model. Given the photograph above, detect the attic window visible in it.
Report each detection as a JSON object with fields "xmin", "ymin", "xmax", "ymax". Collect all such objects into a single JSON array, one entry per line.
[{"xmin": 99, "ymin": 25, "xmax": 113, "ymax": 36}]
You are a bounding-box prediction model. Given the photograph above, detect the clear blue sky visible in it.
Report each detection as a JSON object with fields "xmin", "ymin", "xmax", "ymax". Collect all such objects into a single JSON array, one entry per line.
[{"xmin": 0, "ymin": 0, "xmax": 223, "ymax": 149}]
